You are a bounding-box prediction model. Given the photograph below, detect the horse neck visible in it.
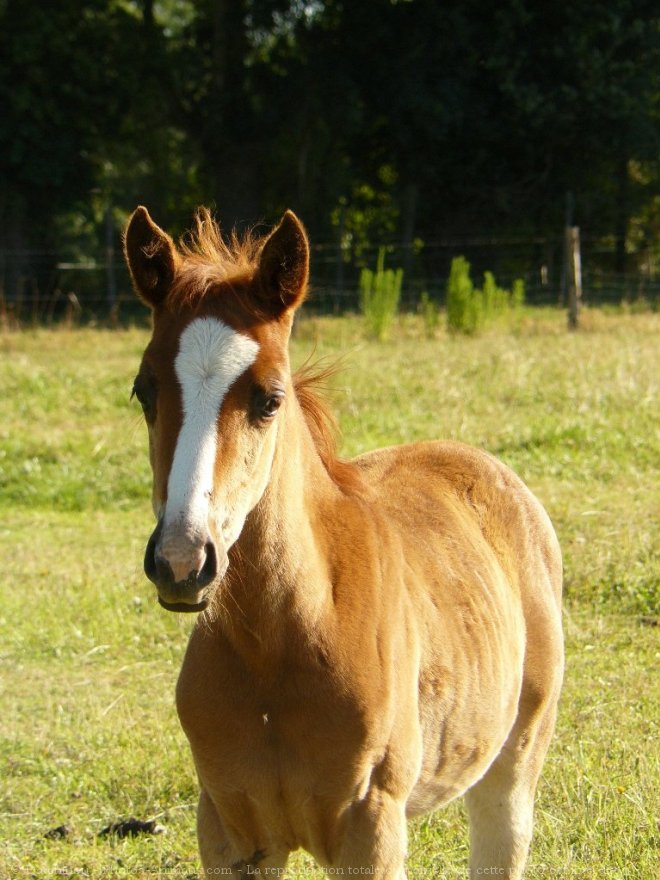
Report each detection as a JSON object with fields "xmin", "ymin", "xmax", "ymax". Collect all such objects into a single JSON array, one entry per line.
[{"xmin": 221, "ymin": 394, "xmax": 338, "ymax": 653}]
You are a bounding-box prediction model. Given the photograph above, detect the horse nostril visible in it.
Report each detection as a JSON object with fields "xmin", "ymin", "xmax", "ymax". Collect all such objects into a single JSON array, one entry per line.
[
  {"xmin": 144, "ymin": 522, "xmax": 176, "ymax": 588},
  {"xmin": 197, "ymin": 540, "xmax": 218, "ymax": 588},
  {"xmin": 144, "ymin": 530, "xmax": 159, "ymax": 583},
  {"xmin": 154, "ymin": 553, "xmax": 175, "ymax": 587}
]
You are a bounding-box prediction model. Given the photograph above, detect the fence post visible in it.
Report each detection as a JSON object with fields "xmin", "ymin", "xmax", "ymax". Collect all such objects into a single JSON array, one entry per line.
[{"xmin": 566, "ymin": 225, "xmax": 582, "ymax": 329}]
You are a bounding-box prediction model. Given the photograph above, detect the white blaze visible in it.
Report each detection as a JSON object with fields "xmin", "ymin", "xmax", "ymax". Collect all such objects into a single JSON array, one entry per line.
[{"xmin": 164, "ymin": 317, "xmax": 259, "ymax": 534}]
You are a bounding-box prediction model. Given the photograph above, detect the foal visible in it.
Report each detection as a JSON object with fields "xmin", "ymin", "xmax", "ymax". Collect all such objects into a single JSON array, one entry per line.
[{"xmin": 124, "ymin": 206, "xmax": 563, "ymax": 879}]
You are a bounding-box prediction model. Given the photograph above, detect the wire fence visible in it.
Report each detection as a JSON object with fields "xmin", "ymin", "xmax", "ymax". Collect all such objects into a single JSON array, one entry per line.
[{"xmin": 1, "ymin": 235, "xmax": 657, "ymax": 326}]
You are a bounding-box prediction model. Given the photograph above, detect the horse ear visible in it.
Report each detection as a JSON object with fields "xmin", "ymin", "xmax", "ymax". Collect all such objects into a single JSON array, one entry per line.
[
  {"xmin": 257, "ymin": 210, "xmax": 309, "ymax": 314},
  {"xmin": 124, "ymin": 206, "xmax": 179, "ymax": 307}
]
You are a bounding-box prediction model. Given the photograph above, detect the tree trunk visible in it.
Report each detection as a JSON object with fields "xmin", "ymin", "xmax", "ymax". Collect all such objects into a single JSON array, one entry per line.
[{"xmin": 0, "ymin": 192, "xmax": 26, "ymax": 306}]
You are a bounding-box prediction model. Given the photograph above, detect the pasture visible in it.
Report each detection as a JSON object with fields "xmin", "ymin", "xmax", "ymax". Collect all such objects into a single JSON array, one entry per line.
[{"xmin": 0, "ymin": 309, "xmax": 658, "ymax": 879}]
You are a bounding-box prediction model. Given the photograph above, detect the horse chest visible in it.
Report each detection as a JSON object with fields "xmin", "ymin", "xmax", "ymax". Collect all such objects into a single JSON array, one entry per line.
[{"xmin": 177, "ymin": 631, "xmax": 376, "ymax": 795}]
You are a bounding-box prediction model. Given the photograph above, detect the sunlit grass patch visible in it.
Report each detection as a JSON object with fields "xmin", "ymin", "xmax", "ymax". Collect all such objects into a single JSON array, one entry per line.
[{"xmin": 0, "ymin": 310, "xmax": 658, "ymax": 878}]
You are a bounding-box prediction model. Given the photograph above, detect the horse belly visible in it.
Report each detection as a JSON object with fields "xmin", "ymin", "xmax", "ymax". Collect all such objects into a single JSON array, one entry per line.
[
  {"xmin": 406, "ymin": 717, "xmax": 514, "ymax": 818},
  {"xmin": 407, "ymin": 596, "xmax": 526, "ymax": 816}
]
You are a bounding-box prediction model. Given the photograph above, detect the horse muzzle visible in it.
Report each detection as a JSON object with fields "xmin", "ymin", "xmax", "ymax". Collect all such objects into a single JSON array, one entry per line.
[{"xmin": 143, "ymin": 520, "xmax": 229, "ymax": 612}]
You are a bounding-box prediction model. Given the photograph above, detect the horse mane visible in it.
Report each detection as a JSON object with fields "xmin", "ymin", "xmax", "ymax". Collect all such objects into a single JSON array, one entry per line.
[{"xmin": 293, "ymin": 360, "xmax": 364, "ymax": 496}]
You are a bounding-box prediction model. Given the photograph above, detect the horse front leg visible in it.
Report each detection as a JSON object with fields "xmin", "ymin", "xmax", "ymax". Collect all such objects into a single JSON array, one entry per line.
[
  {"xmin": 197, "ymin": 788, "xmax": 289, "ymax": 878},
  {"xmin": 332, "ymin": 787, "xmax": 408, "ymax": 880}
]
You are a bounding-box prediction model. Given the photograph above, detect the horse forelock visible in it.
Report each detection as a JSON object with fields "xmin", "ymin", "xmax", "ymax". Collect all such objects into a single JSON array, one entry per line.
[{"xmin": 167, "ymin": 208, "xmax": 265, "ymax": 314}]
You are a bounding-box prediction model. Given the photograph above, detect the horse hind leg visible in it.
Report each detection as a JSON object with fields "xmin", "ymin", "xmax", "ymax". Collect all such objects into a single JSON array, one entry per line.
[{"xmin": 464, "ymin": 676, "xmax": 562, "ymax": 880}]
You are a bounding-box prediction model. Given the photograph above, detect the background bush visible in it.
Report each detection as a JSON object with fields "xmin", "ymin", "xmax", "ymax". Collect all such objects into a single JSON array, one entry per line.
[
  {"xmin": 359, "ymin": 248, "xmax": 403, "ymax": 341},
  {"xmin": 446, "ymin": 257, "xmax": 525, "ymax": 334}
]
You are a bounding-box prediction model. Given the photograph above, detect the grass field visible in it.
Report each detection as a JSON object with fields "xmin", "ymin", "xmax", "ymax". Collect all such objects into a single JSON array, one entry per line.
[{"xmin": 0, "ymin": 309, "xmax": 658, "ymax": 879}]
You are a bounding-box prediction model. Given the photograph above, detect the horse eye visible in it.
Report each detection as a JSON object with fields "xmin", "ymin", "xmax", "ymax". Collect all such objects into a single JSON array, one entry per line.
[
  {"xmin": 262, "ymin": 394, "xmax": 283, "ymax": 418},
  {"xmin": 131, "ymin": 375, "xmax": 156, "ymax": 421},
  {"xmin": 252, "ymin": 387, "xmax": 284, "ymax": 422},
  {"xmin": 131, "ymin": 381, "xmax": 145, "ymax": 406}
]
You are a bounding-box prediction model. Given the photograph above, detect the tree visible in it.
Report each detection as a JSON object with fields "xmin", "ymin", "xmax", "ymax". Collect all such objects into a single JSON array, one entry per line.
[
  {"xmin": 0, "ymin": 0, "xmax": 202, "ymax": 300},
  {"xmin": 1, "ymin": 2, "xmax": 125, "ymax": 296},
  {"xmin": 1, "ymin": 0, "xmax": 658, "ymax": 308}
]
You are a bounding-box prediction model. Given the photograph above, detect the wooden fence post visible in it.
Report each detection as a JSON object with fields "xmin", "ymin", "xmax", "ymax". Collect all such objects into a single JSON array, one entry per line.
[{"xmin": 566, "ymin": 225, "xmax": 582, "ymax": 329}]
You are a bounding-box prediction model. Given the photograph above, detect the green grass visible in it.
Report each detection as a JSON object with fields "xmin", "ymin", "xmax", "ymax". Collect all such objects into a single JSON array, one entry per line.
[{"xmin": 1, "ymin": 309, "xmax": 658, "ymax": 878}]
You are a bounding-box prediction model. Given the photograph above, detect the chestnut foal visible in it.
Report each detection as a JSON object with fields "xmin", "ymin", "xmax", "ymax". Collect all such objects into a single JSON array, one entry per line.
[{"xmin": 124, "ymin": 206, "xmax": 563, "ymax": 879}]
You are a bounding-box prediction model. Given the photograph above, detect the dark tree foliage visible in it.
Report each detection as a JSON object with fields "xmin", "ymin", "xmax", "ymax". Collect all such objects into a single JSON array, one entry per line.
[
  {"xmin": 258, "ymin": 0, "xmax": 660, "ymax": 242},
  {"xmin": 0, "ymin": 0, "xmax": 166, "ymax": 295},
  {"xmin": 0, "ymin": 0, "xmax": 658, "ymax": 300}
]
